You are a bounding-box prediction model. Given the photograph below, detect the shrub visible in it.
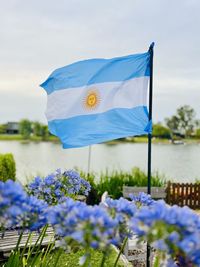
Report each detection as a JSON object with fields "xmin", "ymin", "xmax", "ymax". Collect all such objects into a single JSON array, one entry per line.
[
  {"xmin": 152, "ymin": 123, "xmax": 171, "ymax": 139},
  {"xmin": 0, "ymin": 153, "xmax": 16, "ymax": 182},
  {"xmin": 19, "ymin": 119, "xmax": 32, "ymax": 139}
]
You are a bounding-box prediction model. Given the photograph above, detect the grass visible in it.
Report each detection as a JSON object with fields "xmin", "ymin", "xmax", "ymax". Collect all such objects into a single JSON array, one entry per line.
[
  {"xmin": 46, "ymin": 247, "xmax": 126, "ymax": 267},
  {"xmin": 0, "ymin": 134, "xmax": 60, "ymax": 143},
  {"xmin": 0, "ymin": 134, "xmax": 23, "ymax": 141},
  {"xmin": 0, "ymin": 239, "xmax": 127, "ymax": 267}
]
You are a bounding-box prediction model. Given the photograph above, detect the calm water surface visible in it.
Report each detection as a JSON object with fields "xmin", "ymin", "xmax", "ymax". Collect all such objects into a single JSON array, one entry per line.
[{"xmin": 0, "ymin": 141, "xmax": 200, "ymax": 183}]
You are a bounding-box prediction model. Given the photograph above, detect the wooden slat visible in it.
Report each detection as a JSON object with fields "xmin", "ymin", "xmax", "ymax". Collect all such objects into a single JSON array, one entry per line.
[
  {"xmin": 0, "ymin": 228, "xmax": 54, "ymax": 254},
  {"xmin": 179, "ymin": 184, "xmax": 183, "ymax": 206},
  {"xmin": 191, "ymin": 184, "xmax": 194, "ymax": 208},
  {"xmin": 172, "ymin": 183, "xmax": 176, "ymax": 205},
  {"xmin": 198, "ymin": 184, "xmax": 200, "ymax": 209},
  {"xmin": 185, "ymin": 183, "xmax": 189, "ymax": 206}
]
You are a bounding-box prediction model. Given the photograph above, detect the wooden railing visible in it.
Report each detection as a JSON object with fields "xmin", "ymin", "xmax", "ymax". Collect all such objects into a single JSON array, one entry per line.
[{"xmin": 166, "ymin": 182, "xmax": 200, "ymax": 209}]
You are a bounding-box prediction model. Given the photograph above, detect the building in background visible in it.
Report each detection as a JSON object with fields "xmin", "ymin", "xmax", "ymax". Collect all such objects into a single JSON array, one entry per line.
[{"xmin": 6, "ymin": 122, "xmax": 19, "ymax": 134}]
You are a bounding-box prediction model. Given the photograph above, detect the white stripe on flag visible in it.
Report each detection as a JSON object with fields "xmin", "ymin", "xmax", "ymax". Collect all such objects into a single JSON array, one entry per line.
[{"xmin": 46, "ymin": 76, "xmax": 149, "ymax": 121}]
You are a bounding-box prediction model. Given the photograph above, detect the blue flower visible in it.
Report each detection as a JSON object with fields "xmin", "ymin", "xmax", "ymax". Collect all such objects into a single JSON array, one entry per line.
[
  {"xmin": 167, "ymin": 231, "xmax": 180, "ymax": 243},
  {"xmin": 105, "ymin": 197, "xmax": 136, "ymax": 218},
  {"xmin": 47, "ymin": 198, "xmax": 119, "ymax": 250},
  {"xmin": 27, "ymin": 169, "xmax": 91, "ymax": 205},
  {"xmin": 129, "ymin": 192, "xmax": 154, "ymax": 206},
  {"xmin": 153, "ymin": 239, "xmax": 168, "ymax": 251},
  {"xmin": 0, "ymin": 180, "xmax": 48, "ymax": 231},
  {"xmin": 129, "ymin": 199, "xmax": 200, "ymax": 266}
]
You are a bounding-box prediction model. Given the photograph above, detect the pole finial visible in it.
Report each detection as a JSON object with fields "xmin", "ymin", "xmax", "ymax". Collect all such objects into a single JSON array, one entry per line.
[{"xmin": 148, "ymin": 42, "xmax": 155, "ymax": 52}]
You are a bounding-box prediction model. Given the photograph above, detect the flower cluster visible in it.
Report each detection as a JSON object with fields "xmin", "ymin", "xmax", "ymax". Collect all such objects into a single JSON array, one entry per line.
[
  {"xmin": 129, "ymin": 192, "xmax": 154, "ymax": 207},
  {"xmin": 2, "ymin": 175, "xmax": 200, "ymax": 267},
  {"xmin": 130, "ymin": 200, "xmax": 200, "ymax": 266},
  {"xmin": 105, "ymin": 197, "xmax": 136, "ymax": 218},
  {"xmin": 0, "ymin": 180, "xmax": 48, "ymax": 231},
  {"xmin": 47, "ymin": 198, "xmax": 119, "ymax": 250},
  {"xmin": 104, "ymin": 197, "xmax": 137, "ymax": 241},
  {"xmin": 27, "ymin": 169, "xmax": 91, "ymax": 205},
  {"xmin": 63, "ymin": 170, "xmax": 91, "ymax": 196}
]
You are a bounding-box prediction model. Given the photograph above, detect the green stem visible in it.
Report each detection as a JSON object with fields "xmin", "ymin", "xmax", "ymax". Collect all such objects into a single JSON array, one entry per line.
[
  {"xmin": 15, "ymin": 231, "xmax": 24, "ymax": 251},
  {"xmin": 153, "ymin": 254, "xmax": 160, "ymax": 267},
  {"xmin": 52, "ymin": 249, "xmax": 63, "ymax": 267},
  {"xmin": 82, "ymin": 252, "xmax": 91, "ymax": 267},
  {"xmin": 113, "ymin": 236, "xmax": 128, "ymax": 267},
  {"xmin": 100, "ymin": 251, "xmax": 107, "ymax": 267},
  {"xmin": 28, "ymin": 225, "xmax": 48, "ymax": 266},
  {"xmin": 19, "ymin": 232, "xmax": 32, "ymax": 261}
]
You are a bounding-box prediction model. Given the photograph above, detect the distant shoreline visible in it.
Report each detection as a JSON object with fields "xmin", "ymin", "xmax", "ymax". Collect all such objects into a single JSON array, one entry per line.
[
  {"xmin": 0, "ymin": 134, "xmax": 200, "ymax": 145},
  {"xmin": 0, "ymin": 134, "xmax": 60, "ymax": 143}
]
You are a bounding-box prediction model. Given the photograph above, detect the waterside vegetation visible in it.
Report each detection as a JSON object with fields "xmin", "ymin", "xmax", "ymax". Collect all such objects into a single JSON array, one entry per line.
[
  {"xmin": 80, "ymin": 168, "xmax": 165, "ymax": 203},
  {"xmin": 1, "ymin": 105, "xmax": 200, "ymax": 144}
]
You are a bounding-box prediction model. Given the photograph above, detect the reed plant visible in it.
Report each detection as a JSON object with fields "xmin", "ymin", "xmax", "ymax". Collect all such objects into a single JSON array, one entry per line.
[{"xmin": 82, "ymin": 167, "xmax": 165, "ymax": 201}]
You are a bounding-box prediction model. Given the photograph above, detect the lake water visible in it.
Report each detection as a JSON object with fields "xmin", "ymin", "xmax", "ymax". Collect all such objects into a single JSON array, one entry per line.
[{"xmin": 0, "ymin": 140, "xmax": 200, "ymax": 184}]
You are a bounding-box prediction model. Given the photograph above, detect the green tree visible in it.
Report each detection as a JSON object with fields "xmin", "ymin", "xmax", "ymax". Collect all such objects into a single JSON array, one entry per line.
[
  {"xmin": 40, "ymin": 125, "xmax": 49, "ymax": 140},
  {"xmin": 195, "ymin": 129, "xmax": 200, "ymax": 139},
  {"xmin": 19, "ymin": 119, "xmax": 32, "ymax": 139},
  {"xmin": 165, "ymin": 115, "xmax": 179, "ymax": 133},
  {"xmin": 165, "ymin": 105, "xmax": 196, "ymax": 137},
  {"xmin": 0, "ymin": 124, "xmax": 6, "ymax": 134},
  {"xmin": 152, "ymin": 123, "xmax": 171, "ymax": 139},
  {"xmin": 33, "ymin": 121, "xmax": 42, "ymax": 136}
]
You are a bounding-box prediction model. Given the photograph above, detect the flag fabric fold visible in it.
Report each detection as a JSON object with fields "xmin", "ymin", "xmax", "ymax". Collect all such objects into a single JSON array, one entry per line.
[{"xmin": 40, "ymin": 51, "xmax": 151, "ymax": 148}]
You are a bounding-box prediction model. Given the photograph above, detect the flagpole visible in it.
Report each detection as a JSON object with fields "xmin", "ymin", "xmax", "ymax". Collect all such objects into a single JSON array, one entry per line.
[
  {"xmin": 87, "ymin": 145, "xmax": 92, "ymax": 176},
  {"xmin": 147, "ymin": 42, "xmax": 154, "ymax": 267}
]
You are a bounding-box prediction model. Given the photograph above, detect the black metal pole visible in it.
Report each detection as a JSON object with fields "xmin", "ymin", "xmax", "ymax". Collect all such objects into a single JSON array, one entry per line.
[{"xmin": 147, "ymin": 42, "xmax": 154, "ymax": 267}]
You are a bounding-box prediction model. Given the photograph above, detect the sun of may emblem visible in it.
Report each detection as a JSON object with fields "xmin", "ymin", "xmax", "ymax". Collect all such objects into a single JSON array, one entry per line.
[{"xmin": 83, "ymin": 89, "xmax": 100, "ymax": 110}]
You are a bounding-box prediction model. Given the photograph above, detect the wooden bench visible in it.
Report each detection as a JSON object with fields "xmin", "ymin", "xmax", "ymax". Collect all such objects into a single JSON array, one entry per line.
[
  {"xmin": 0, "ymin": 227, "xmax": 54, "ymax": 258},
  {"xmin": 123, "ymin": 186, "xmax": 167, "ymax": 200}
]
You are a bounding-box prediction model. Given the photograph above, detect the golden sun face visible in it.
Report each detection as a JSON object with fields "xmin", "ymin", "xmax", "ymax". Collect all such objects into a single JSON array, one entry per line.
[{"xmin": 83, "ymin": 89, "xmax": 100, "ymax": 110}]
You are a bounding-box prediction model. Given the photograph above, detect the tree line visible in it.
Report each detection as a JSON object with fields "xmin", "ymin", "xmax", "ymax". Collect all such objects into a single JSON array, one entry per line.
[
  {"xmin": 0, "ymin": 105, "xmax": 200, "ymax": 140},
  {"xmin": 153, "ymin": 105, "xmax": 200, "ymax": 139},
  {"xmin": 0, "ymin": 120, "xmax": 51, "ymax": 140},
  {"xmin": 20, "ymin": 120, "xmax": 50, "ymax": 140}
]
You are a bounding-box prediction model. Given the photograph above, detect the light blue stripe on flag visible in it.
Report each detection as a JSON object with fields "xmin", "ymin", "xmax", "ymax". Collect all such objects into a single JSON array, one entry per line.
[
  {"xmin": 48, "ymin": 106, "xmax": 151, "ymax": 149},
  {"xmin": 41, "ymin": 50, "xmax": 151, "ymax": 149},
  {"xmin": 41, "ymin": 52, "xmax": 150, "ymax": 95}
]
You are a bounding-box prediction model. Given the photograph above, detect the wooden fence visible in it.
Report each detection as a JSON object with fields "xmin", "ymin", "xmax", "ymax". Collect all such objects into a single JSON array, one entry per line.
[
  {"xmin": 166, "ymin": 182, "xmax": 200, "ymax": 209},
  {"xmin": 123, "ymin": 183, "xmax": 200, "ymax": 209}
]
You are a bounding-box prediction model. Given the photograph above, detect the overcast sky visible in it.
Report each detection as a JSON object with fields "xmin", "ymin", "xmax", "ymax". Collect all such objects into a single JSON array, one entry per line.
[{"xmin": 1, "ymin": 0, "xmax": 200, "ymax": 124}]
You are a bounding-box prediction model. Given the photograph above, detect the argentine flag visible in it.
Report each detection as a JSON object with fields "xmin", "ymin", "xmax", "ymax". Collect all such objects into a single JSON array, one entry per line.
[{"xmin": 40, "ymin": 50, "xmax": 152, "ymax": 148}]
